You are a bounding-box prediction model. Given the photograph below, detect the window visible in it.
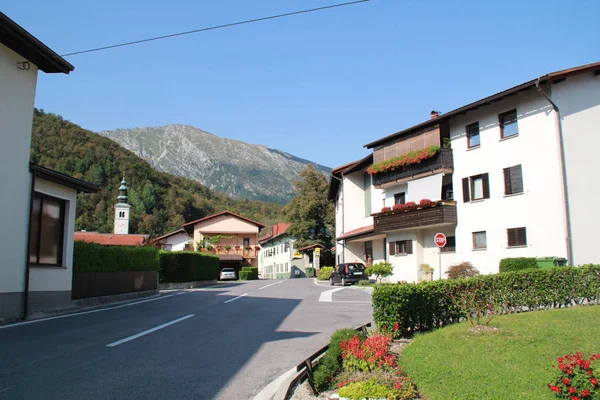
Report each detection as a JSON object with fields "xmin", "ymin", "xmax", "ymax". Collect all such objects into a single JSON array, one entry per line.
[
  {"xmin": 467, "ymin": 122, "xmax": 480, "ymax": 148},
  {"xmin": 285, "ymin": 262, "xmax": 289, "ymax": 272},
  {"xmin": 462, "ymin": 173, "xmax": 490, "ymax": 202},
  {"xmin": 364, "ymin": 172, "xmax": 372, "ymax": 217},
  {"xmin": 503, "ymin": 165, "xmax": 523, "ymax": 195},
  {"xmin": 500, "ymin": 109, "xmax": 518, "ymax": 138},
  {"xmin": 284, "ymin": 242, "xmax": 289, "ymax": 252},
  {"xmin": 29, "ymin": 193, "xmax": 66, "ymax": 266},
  {"xmin": 472, "ymin": 231, "xmax": 487, "ymax": 249},
  {"xmin": 388, "ymin": 240, "xmax": 412, "ymax": 256},
  {"xmin": 440, "ymin": 236, "xmax": 456, "ymax": 253},
  {"xmin": 394, "ymin": 192, "xmax": 406, "ymax": 205},
  {"xmin": 364, "ymin": 240, "xmax": 373, "ymax": 262},
  {"xmin": 243, "ymin": 238, "xmax": 250, "ymax": 247},
  {"xmin": 507, "ymin": 227, "xmax": 527, "ymax": 247}
]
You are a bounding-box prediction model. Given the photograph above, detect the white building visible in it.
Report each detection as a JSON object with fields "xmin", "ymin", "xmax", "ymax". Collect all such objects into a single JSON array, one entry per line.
[
  {"xmin": 330, "ymin": 62, "xmax": 600, "ymax": 282},
  {"xmin": 153, "ymin": 229, "xmax": 193, "ymax": 251},
  {"xmin": 0, "ymin": 13, "xmax": 102, "ymax": 322},
  {"xmin": 258, "ymin": 223, "xmax": 295, "ymax": 279}
]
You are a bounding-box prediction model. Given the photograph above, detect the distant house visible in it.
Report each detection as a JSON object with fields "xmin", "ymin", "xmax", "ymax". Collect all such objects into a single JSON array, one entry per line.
[
  {"xmin": 183, "ymin": 211, "xmax": 264, "ymax": 274},
  {"xmin": 74, "ymin": 232, "xmax": 148, "ymax": 247},
  {"xmin": 0, "ymin": 12, "xmax": 106, "ymax": 322},
  {"xmin": 258, "ymin": 223, "xmax": 295, "ymax": 279},
  {"xmin": 152, "ymin": 229, "xmax": 192, "ymax": 251}
]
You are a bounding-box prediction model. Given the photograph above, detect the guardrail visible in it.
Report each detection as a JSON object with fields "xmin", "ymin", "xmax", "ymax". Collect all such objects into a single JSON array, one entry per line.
[{"xmin": 282, "ymin": 322, "xmax": 372, "ymax": 399}]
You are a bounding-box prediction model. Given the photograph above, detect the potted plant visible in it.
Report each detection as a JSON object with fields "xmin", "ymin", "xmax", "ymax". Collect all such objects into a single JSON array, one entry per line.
[
  {"xmin": 419, "ymin": 263, "xmax": 434, "ymax": 281},
  {"xmin": 206, "ymin": 244, "xmax": 214, "ymax": 251},
  {"xmin": 225, "ymin": 245, "xmax": 232, "ymax": 252}
]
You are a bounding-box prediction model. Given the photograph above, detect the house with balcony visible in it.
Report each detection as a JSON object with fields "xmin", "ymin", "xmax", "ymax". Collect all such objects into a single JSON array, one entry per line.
[
  {"xmin": 331, "ymin": 61, "xmax": 600, "ymax": 281},
  {"xmin": 182, "ymin": 211, "xmax": 264, "ymax": 274}
]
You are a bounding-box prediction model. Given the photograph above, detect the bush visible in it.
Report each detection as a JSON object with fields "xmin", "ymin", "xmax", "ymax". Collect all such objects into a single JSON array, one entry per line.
[
  {"xmin": 335, "ymin": 371, "xmax": 417, "ymax": 400},
  {"xmin": 338, "ymin": 378, "xmax": 417, "ymax": 400},
  {"xmin": 499, "ymin": 257, "xmax": 538, "ymax": 273},
  {"xmin": 341, "ymin": 333, "xmax": 396, "ymax": 372},
  {"xmin": 358, "ymin": 280, "xmax": 372, "ymax": 286},
  {"xmin": 367, "ymin": 262, "xmax": 394, "ymax": 283},
  {"xmin": 239, "ymin": 267, "xmax": 258, "ymax": 280},
  {"xmin": 372, "ymin": 265, "xmax": 600, "ymax": 338},
  {"xmin": 74, "ymin": 242, "xmax": 159, "ymax": 272},
  {"xmin": 305, "ymin": 267, "xmax": 315, "ymax": 277},
  {"xmin": 158, "ymin": 251, "xmax": 219, "ymax": 282},
  {"xmin": 446, "ymin": 261, "xmax": 479, "ymax": 279},
  {"xmin": 318, "ymin": 266, "xmax": 334, "ymax": 280},
  {"xmin": 312, "ymin": 328, "xmax": 365, "ymax": 392}
]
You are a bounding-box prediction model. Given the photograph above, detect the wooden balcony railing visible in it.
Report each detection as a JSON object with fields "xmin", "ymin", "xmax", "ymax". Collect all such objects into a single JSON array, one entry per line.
[
  {"xmin": 373, "ymin": 201, "xmax": 457, "ymax": 232},
  {"xmin": 201, "ymin": 247, "xmax": 260, "ymax": 259},
  {"xmin": 372, "ymin": 147, "xmax": 454, "ymax": 187}
]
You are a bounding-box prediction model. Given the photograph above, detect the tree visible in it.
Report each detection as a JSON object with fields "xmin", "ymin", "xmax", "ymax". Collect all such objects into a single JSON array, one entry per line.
[
  {"xmin": 446, "ymin": 262, "xmax": 480, "ymax": 279},
  {"xmin": 283, "ymin": 165, "xmax": 335, "ymax": 249},
  {"xmin": 367, "ymin": 262, "xmax": 394, "ymax": 283}
]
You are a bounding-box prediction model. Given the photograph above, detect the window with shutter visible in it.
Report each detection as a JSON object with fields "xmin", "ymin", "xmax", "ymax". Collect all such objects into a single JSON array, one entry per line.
[
  {"xmin": 472, "ymin": 231, "xmax": 487, "ymax": 249},
  {"xmin": 500, "ymin": 109, "xmax": 519, "ymax": 138},
  {"xmin": 405, "ymin": 240, "xmax": 413, "ymax": 254},
  {"xmin": 388, "ymin": 241, "xmax": 396, "ymax": 256},
  {"xmin": 507, "ymin": 227, "xmax": 527, "ymax": 247},
  {"xmin": 462, "ymin": 178, "xmax": 470, "ymax": 203},
  {"xmin": 467, "ymin": 122, "xmax": 480, "ymax": 148},
  {"xmin": 482, "ymin": 173, "xmax": 490, "ymax": 199},
  {"xmin": 504, "ymin": 165, "xmax": 523, "ymax": 195}
]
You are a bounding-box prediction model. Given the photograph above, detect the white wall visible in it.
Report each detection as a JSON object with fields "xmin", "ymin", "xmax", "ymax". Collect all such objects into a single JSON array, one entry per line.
[
  {"xmin": 450, "ymin": 86, "xmax": 568, "ymax": 274},
  {"xmin": 386, "ymin": 231, "xmax": 419, "ymax": 283},
  {"xmin": 259, "ymin": 237, "xmax": 294, "ymax": 278},
  {"xmin": 29, "ymin": 178, "xmax": 78, "ymax": 293},
  {"xmin": 552, "ymin": 72, "xmax": 600, "ymax": 265},
  {"xmin": 164, "ymin": 233, "xmax": 192, "ymax": 251},
  {"xmin": 0, "ymin": 43, "xmax": 38, "ymax": 297},
  {"xmin": 421, "ymin": 226, "xmax": 457, "ymax": 280}
]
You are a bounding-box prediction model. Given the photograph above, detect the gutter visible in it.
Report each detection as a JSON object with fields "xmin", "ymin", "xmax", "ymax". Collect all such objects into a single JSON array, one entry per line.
[
  {"xmin": 535, "ymin": 78, "xmax": 574, "ymax": 266},
  {"xmin": 23, "ymin": 171, "xmax": 36, "ymax": 319}
]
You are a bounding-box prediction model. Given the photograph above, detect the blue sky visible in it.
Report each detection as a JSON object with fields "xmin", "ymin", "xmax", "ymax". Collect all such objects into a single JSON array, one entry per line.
[{"xmin": 5, "ymin": 0, "xmax": 599, "ymax": 168}]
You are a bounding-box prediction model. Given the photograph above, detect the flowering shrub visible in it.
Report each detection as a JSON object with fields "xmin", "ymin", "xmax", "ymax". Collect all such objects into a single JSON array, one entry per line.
[
  {"xmin": 341, "ymin": 334, "xmax": 396, "ymax": 372},
  {"xmin": 418, "ymin": 198, "xmax": 434, "ymax": 207},
  {"xmin": 367, "ymin": 145, "xmax": 441, "ymax": 174},
  {"xmin": 381, "ymin": 206, "xmax": 391, "ymax": 212},
  {"xmin": 548, "ymin": 353, "xmax": 600, "ymax": 399},
  {"xmin": 391, "ymin": 201, "xmax": 418, "ymax": 213}
]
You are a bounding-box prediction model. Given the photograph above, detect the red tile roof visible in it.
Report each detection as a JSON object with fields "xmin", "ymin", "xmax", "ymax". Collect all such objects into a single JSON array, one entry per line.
[
  {"xmin": 336, "ymin": 225, "xmax": 374, "ymax": 241},
  {"xmin": 74, "ymin": 232, "xmax": 148, "ymax": 246},
  {"xmin": 182, "ymin": 211, "xmax": 266, "ymax": 230},
  {"xmin": 259, "ymin": 222, "xmax": 291, "ymax": 244}
]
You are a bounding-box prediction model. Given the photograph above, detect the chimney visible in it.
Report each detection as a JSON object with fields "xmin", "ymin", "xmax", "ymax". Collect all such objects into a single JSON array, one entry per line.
[{"xmin": 430, "ymin": 110, "xmax": 440, "ymax": 119}]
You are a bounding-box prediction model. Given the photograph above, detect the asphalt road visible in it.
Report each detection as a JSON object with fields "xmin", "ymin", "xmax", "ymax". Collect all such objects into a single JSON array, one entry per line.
[{"xmin": 0, "ymin": 278, "xmax": 372, "ymax": 400}]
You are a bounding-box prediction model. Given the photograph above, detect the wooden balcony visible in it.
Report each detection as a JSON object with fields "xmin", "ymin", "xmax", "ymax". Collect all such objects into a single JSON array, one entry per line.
[
  {"xmin": 372, "ymin": 147, "xmax": 454, "ymax": 187},
  {"xmin": 373, "ymin": 201, "xmax": 457, "ymax": 233},
  {"xmin": 201, "ymin": 247, "xmax": 260, "ymax": 259}
]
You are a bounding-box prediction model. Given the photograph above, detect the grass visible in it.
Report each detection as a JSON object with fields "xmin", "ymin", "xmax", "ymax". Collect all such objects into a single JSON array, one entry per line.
[{"xmin": 400, "ymin": 305, "xmax": 600, "ymax": 400}]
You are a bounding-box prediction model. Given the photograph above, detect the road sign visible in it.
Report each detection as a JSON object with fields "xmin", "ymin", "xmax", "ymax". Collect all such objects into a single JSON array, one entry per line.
[{"xmin": 434, "ymin": 233, "xmax": 447, "ymax": 248}]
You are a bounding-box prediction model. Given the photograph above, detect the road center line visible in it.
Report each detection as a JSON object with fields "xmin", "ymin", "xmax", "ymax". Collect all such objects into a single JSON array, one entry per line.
[
  {"xmin": 106, "ymin": 314, "xmax": 195, "ymax": 347},
  {"xmin": 318, "ymin": 288, "xmax": 344, "ymax": 302},
  {"xmin": 258, "ymin": 281, "xmax": 283, "ymax": 290},
  {"xmin": 0, "ymin": 294, "xmax": 178, "ymax": 330},
  {"xmin": 223, "ymin": 293, "xmax": 248, "ymax": 304}
]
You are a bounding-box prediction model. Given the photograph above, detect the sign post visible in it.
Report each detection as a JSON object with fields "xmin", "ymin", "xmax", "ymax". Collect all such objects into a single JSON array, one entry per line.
[{"xmin": 434, "ymin": 233, "xmax": 447, "ymax": 280}]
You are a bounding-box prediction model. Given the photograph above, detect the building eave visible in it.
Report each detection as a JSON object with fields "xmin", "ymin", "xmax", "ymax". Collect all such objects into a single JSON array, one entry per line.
[{"xmin": 30, "ymin": 163, "xmax": 99, "ymax": 193}]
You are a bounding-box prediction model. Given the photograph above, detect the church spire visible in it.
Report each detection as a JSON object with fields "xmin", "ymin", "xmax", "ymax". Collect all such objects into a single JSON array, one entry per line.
[{"xmin": 117, "ymin": 172, "xmax": 128, "ymax": 204}]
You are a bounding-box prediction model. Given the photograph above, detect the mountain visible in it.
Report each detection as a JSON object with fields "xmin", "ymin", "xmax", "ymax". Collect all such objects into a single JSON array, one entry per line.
[
  {"xmin": 98, "ymin": 125, "xmax": 331, "ymax": 204},
  {"xmin": 31, "ymin": 110, "xmax": 284, "ymax": 236}
]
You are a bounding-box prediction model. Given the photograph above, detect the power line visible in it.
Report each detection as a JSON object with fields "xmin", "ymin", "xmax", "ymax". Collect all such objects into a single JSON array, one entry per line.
[{"xmin": 60, "ymin": 0, "xmax": 370, "ymax": 57}]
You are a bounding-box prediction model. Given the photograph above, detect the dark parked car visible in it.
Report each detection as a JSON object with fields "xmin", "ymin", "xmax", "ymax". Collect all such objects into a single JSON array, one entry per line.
[{"xmin": 330, "ymin": 263, "xmax": 368, "ymax": 286}]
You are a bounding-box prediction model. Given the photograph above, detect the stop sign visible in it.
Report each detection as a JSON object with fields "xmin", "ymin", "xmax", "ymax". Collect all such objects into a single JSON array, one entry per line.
[{"xmin": 434, "ymin": 233, "xmax": 447, "ymax": 248}]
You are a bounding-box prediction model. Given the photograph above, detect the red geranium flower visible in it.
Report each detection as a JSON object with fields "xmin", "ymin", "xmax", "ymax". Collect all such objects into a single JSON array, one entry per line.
[{"xmin": 581, "ymin": 389, "xmax": 591, "ymax": 397}]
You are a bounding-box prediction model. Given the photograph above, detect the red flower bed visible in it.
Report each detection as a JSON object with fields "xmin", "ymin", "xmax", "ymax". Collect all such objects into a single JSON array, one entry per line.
[
  {"xmin": 367, "ymin": 145, "xmax": 440, "ymax": 175},
  {"xmin": 548, "ymin": 352, "xmax": 600, "ymax": 399}
]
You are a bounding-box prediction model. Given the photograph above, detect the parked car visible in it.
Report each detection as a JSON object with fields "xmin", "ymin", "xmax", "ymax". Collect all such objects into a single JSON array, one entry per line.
[
  {"xmin": 219, "ymin": 268, "xmax": 237, "ymax": 281},
  {"xmin": 330, "ymin": 263, "xmax": 368, "ymax": 286}
]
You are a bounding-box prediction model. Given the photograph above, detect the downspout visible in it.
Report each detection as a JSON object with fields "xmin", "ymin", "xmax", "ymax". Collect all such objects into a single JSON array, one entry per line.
[
  {"xmin": 23, "ymin": 170, "xmax": 36, "ymax": 320},
  {"xmin": 535, "ymin": 78, "xmax": 574, "ymax": 265}
]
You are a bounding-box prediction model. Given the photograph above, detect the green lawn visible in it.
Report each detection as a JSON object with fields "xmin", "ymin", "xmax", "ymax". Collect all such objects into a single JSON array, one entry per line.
[{"xmin": 400, "ymin": 305, "xmax": 600, "ymax": 400}]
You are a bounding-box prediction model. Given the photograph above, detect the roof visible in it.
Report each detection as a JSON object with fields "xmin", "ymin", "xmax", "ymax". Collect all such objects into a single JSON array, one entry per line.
[
  {"xmin": 0, "ymin": 12, "xmax": 74, "ymax": 74},
  {"xmin": 297, "ymin": 243, "xmax": 325, "ymax": 252},
  {"xmin": 151, "ymin": 229, "xmax": 189, "ymax": 242},
  {"xmin": 336, "ymin": 225, "xmax": 374, "ymax": 241},
  {"xmin": 74, "ymin": 232, "xmax": 149, "ymax": 246},
  {"xmin": 364, "ymin": 61, "xmax": 600, "ymax": 149},
  {"xmin": 31, "ymin": 163, "xmax": 100, "ymax": 193},
  {"xmin": 218, "ymin": 254, "xmax": 244, "ymax": 261},
  {"xmin": 327, "ymin": 154, "xmax": 373, "ymax": 201},
  {"xmin": 182, "ymin": 211, "xmax": 266, "ymax": 234},
  {"xmin": 259, "ymin": 222, "xmax": 291, "ymax": 245}
]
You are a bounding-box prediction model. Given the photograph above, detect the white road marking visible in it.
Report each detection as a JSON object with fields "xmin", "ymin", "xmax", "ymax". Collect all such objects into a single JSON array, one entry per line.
[
  {"xmin": 257, "ymin": 281, "xmax": 283, "ymax": 290},
  {"xmin": 223, "ymin": 293, "xmax": 248, "ymax": 304},
  {"xmin": 0, "ymin": 294, "xmax": 178, "ymax": 330},
  {"xmin": 106, "ymin": 314, "xmax": 194, "ymax": 347},
  {"xmin": 313, "ymin": 278, "xmax": 331, "ymax": 286},
  {"xmin": 318, "ymin": 288, "xmax": 344, "ymax": 302},
  {"xmin": 252, "ymin": 366, "xmax": 297, "ymax": 400}
]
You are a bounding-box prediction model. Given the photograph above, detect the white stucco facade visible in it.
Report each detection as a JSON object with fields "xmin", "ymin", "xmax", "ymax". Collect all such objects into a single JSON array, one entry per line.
[
  {"xmin": 259, "ymin": 236, "xmax": 295, "ymax": 279},
  {"xmin": 161, "ymin": 232, "xmax": 192, "ymax": 251},
  {"xmin": 0, "ymin": 43, "xmax": 38, "ymax": 320}
]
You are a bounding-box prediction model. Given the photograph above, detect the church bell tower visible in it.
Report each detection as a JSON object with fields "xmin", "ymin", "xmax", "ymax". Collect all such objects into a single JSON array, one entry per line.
[{"xmin": 114, "ymin": 173, "xmax": 130, "ymax": 234}]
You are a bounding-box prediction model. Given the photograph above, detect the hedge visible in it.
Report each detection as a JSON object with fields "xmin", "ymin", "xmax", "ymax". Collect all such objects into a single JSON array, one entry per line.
[
  {"xmin": 372, "ymin": 265, "xmax": 600, "ymax": 338},
  {"xmin": 158, "ymin": 251, "xmax": 219, "ymax": 282},
  {"xmin": 305, "ymin": 267, "xmax": 315, "ymax": 277},
  {"xmin": 240, "ymin": 267, "xmax": 259, "ymax": 280},
  {"xmin": 318, "ymin": 266, "xmax": 334, "ymax": 280},
  {"xmin": 74, "ymin": 241, "xmax": 159, "ymax": 273},
  {"xmin": 499, "ymin": 257, "xmax": 538, "ymax": 273}
]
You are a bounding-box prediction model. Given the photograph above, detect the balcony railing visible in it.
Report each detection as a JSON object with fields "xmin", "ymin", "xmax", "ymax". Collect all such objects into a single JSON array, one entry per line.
[
  {"xmin": 201, "ymin": 247, "xmax": 259, "ymax": 259},
  {"xmin": 372, "ymin": 147, "xmax": 454, "ymax": 187},
  {"xmin": 373, "ymin": 201, "xmax": 457, "ymax": 232}
]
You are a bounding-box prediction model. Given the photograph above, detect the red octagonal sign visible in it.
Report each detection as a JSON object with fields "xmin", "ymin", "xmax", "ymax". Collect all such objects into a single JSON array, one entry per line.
[{"xmin": 434, "ymin": 233, "xmax": 447, "ymax": 248}]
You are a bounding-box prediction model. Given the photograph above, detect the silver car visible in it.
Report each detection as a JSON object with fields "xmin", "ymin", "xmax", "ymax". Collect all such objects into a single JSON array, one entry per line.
[{"xmin": 219, "ymin": 268, "xmax": 237, "ymax": 281}]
